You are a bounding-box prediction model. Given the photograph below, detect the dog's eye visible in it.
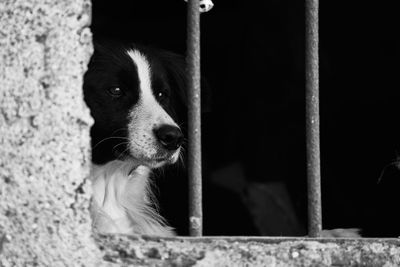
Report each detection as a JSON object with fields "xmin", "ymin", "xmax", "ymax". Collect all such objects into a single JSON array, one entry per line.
[
  {"xmin": 156, "ymin": 91, "xmax": 169, "ymax": 101},
  {"xmin": 107, "ymin": 87, "xmax": 123, "ymax": 97}
]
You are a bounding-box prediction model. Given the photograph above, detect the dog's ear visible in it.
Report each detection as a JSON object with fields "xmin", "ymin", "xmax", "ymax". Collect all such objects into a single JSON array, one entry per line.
[
  {"xmin": 89, "ymin": 41, "xmax": 134, "ymax": 70},
  {"xmin": 157, "ymin": 50, "xmax": 212, "ymax": 113}
]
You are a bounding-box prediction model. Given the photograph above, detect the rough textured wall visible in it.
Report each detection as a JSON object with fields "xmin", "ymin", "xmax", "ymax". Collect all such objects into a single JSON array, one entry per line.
[
  {"xmin": 0, "ymin": 0, "xmax": 102, "ymax": 265},
  {"xmin": 100, "ymin": 236, "xmax": 400, "ymax": 267}
]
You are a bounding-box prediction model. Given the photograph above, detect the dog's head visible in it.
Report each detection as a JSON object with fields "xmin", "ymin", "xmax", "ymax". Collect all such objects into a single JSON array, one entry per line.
[{"xmin": 84, "ymin": 42, "xmax": 188, "ymax": 168}]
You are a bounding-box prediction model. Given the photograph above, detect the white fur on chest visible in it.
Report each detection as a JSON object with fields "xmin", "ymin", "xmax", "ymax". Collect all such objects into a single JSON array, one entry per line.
[{"xmin": 90, "ymin": 160, "xmax": 174, "ymax": 236}]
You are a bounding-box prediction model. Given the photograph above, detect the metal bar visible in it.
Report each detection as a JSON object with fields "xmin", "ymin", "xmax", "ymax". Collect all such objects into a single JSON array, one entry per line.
[
  {"xmin": 187, "ymin": 0, "xmax": 203, "ymax": 236},
  {"xmin": 305, "ymin": 0, "xmax": 322, "ymax": 237}
]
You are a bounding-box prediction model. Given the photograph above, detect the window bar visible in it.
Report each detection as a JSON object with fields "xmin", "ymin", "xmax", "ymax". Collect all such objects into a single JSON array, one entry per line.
[
  {"xmin": 187, "ymin": 0, "xmax": 203, "ymax": 236},
  {"xmin": 305, "ymin": 0, "xmax": 322, "ymax": 237}
]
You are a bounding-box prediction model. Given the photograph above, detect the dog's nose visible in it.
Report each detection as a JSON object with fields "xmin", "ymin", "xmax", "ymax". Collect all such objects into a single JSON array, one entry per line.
[{"xmin": 154, "ymin": 125, "xmax": 184, "ymax": 151}]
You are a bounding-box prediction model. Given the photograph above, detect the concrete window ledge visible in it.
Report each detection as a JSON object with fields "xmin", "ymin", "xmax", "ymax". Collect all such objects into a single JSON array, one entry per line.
[{"xmin": 96, "ymin": 235, "xmax": 400, "ymax": 266}]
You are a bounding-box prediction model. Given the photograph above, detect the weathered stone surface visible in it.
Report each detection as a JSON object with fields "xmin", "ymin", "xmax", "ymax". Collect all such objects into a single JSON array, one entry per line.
[
  {"xmin": 98, "ymin": 235, "xmax": 400, "ymax": 267},
  {"xmin": 0, "ymin": 0, "xmax": 102, "ymax": 265}
]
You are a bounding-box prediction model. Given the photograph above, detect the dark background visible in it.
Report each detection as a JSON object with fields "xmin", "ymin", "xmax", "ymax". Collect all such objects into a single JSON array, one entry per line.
[{"xmin": 90, "ymin": 0, "xmax": 400, "ymax": 236}]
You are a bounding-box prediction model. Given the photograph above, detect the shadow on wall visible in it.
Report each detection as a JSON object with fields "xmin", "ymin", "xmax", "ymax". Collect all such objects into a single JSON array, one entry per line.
[{"xmin": 90, "ymin": 0, "xmax": 400, "ymax": 237}]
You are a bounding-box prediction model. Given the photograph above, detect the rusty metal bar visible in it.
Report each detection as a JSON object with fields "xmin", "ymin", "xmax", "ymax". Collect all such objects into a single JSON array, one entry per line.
[
  {"xmin": 187, "ymin": 0, "xmax": 203, "ymax": 236},
  {"xmin": 305, "ymin": 0, "xmax": 322, "ymax": 237}
]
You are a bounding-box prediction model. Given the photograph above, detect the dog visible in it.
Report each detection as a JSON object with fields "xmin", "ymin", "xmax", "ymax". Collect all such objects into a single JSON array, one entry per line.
[{"xmin": 84, "ymin": 42, "xmax": 189, "ymax": 236}]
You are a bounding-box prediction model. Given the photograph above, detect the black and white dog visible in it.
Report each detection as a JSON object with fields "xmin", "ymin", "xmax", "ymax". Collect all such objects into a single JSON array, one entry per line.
[{"xmin": 84, "ymin": 42, "xmax": 189, "ymax": 236}]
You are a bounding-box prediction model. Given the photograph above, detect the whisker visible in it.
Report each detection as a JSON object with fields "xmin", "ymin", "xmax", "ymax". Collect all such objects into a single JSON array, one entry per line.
[
  {"xmin": 110, "ymin": 128, "xmax": 128, "ymax": 135},
  {"xmin": 112, "ymin": 141, "xmax": 130, "ymax": 151},
  {"xmin": 177, "ymin": 147, "xmax": 186, "ymax": 169},
  {"xmin": 93, "ymin": 136, "xmax": 130, "ymax": 150},
  {"xmin": 93, "ymin": 128, "xmax": 129, "ymax": 149},
  {"xmin": 117, "ymin": 146, "xmax": 131, "ymax": 160}
]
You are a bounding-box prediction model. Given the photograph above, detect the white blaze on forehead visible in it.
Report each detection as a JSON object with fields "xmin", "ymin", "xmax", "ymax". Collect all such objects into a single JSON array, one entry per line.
[
  {"xmin": 127, "ymin": 50, "xmax": 180, "ymax": 164},
  {"xmin": 127, "ymin": 49, "xmax": 176, "ymax": 125},
  {"xmin": 126, "ymin": 48, "xmax": 179, "ymax": 161},
  {"xmin": 127, "ymin": 50, "xmax": 153, "ymax": 102}
]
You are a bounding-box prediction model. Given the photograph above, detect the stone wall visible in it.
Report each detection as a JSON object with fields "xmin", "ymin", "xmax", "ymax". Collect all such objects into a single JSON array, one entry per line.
[
  {"xmin": 100, "ymin": 235, "xmax": 400, "ymax": 267},
  {"xmin": 0, "ymin": 0, "xmax": 102, "ymax": 265}
]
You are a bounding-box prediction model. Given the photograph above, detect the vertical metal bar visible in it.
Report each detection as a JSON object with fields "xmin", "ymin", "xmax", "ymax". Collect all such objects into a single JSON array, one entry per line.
[
  {"xmin": 305, "ymin": 0, "xmax": 322, "ymax": 237},
  {"xmin": 187, "ymin": 0, "xmax": 203, "ymax": 236}
]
